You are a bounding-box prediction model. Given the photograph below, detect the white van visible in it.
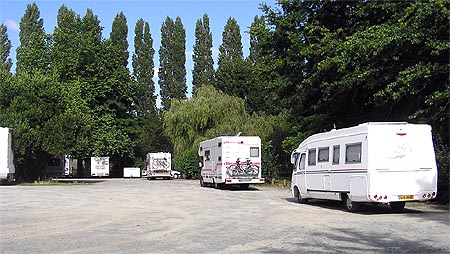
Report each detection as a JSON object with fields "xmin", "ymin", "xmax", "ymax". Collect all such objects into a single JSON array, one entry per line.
[
  {"xmin": 291, "ymin": 122, "xmax": 437, "ymax": 211},
  {"xmin": 199, "ymin": 136, "xmax": 265, "ymax": 189}
]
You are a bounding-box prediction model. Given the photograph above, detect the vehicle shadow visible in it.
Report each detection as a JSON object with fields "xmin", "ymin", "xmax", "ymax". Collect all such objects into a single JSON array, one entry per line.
[{"xmin": 285, "ymin": 197, "xmax": 423, "ymax": 215}]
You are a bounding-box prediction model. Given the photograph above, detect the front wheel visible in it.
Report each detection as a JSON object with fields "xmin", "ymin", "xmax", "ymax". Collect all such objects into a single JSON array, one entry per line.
[
  {"xmin": 294, "ymin": 187, "xmax": 308, "ymax": 204},
  {"xmin": 343, "ymin": 194, "xmax": 361, "ymax": 212},
  {"xmin": 200, "ymin": 177, "xmax": 205, "ymax": 187}
]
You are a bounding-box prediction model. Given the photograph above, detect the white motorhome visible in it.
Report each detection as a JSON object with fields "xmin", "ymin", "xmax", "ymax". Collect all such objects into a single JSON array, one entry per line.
[
  {"xmin": 0, "ymin": 127, "xmax": 15, "ymax": 182},
  {"xmin": 199, "ymin": 136, "xmax": 265, "ymax": 189},
  {"xmin": 291, "ymin": 122, "xmax": 438, "ymax": 212},
  {"xmin": 146, "ymin": 152, "xmax": 172, "ymax": 180},
  {"xmin": 91, "ymin": 157, "xmax": 110, "ymax": 177}
]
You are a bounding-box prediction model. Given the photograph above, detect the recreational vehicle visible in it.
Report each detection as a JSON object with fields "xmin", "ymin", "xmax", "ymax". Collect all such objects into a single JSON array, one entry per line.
[
  {"xmin": 199, "ymin": 136, "xmax": 265, "ymax": 189},
  {"xmin": 0, "ymin": 127, "xmax": 15, "ymax": 182},
  {"xmin": 291, "ymin": 122, "xmax": 437, "ymax": 212},
  {"xmin": 91, "ymin": 157, "xmax": 110, "ymax": 177},
  {"xmin": 146, "ymin": 152, "xmax": 172, "ymax": 180}
]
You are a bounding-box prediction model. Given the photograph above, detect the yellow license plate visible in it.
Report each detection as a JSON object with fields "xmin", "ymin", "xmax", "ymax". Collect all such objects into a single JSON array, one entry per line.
[{"xmin": 399, "ymin": 195, "xmax": 414, "ymax": 200}]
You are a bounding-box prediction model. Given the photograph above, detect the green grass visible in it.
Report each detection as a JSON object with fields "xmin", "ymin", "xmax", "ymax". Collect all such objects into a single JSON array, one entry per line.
[{"xmin": 20, "ymin": 179, "xmax": 89, "ymax": 186}]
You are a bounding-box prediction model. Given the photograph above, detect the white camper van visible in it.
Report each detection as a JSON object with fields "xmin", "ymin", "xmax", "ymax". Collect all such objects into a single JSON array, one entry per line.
[
  {"xmin": 91, "ymin": 157, "xmax": 110, "ymax": 177},
  {"xmin": 0, "ymin": 127, "xmax": 15, "ymax": 182},
  {"xmin": 291, "ymin": 122, "xmax": 437, "ymax": 212},
  {"xmin": 199, "ymin": 136, "xmax": 265, "ymax": 189},
  {"xmin": 146, "ymin": 152, "xmax": 172, "ymax": 180}
]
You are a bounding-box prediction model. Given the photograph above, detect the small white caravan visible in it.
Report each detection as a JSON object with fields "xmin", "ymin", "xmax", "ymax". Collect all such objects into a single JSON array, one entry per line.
[
  {"xmin": 0, "ymin": 127, "xmax": 15, "ymax": 182},
  {"xmin": 291, "ymin": 122, "xmax": 437, "ymax": 211},
  {"xmin": 146, "ymin": 152, "xmax": 172, "ymax": 180},
  {"xmin": 199, "ymin": 136, "xmax": 265, "ymax": 189},
  {"xmin": 123, "ymin": 167, "xmax": 141, "ymax": 178},
  {"xmin": 91, "ymin": 157, "xmax": 110, "ymax": 177}
]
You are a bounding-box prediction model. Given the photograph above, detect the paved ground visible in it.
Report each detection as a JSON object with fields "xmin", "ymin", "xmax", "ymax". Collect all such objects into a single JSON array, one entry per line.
[{"xmin": 0, "ymin": 179, "xmax": 449, "ymax": 254}]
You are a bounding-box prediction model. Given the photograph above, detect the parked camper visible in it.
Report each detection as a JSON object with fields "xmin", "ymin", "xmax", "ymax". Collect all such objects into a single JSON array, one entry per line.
[
  {"xmin": 91, "ymin": 157, "xmax": 110, "ymax": 177},
  {"xmin": 199, "ymin": 136, "xmax": 265, "ymax": 189},
  {"xmin": 291, "ymin": 122, "xmax": 438, "ymax": 212},
  {"xmin": 0, "ymin": 127, "xmax": 15, "ymax": 182},
  {"xmin": 146, "ymin": 152, "xmax": 172, "ymax": 180},
  {"xmin": 123, "ymin": 167, "xmax": 140, "ymax": 178}
]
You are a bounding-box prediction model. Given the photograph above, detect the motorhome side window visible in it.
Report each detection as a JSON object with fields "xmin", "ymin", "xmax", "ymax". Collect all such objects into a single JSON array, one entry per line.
[
  {"xmin": 318, "ymin": 147, "xmax": 329, "ymax": 162},
  {"xmin": 345, "ymin": 143, "xmax": 362, "ymax": 163},
  {"xmin": 308, "ymin": 149, "xmax": 316, "ymax": 166},
  {"xmin": 205, "ymin": 150, "xmax": 210, "ymax": 161},
  {"xmin": 300, "ymin": 153, "xmax": 306, "ymax": 170},
  {"xmin": 292, "ymin": 153, "xmax": 299, "ymax": 171},
  {"xmin": 333, "ymin": 145, "xmax": 340, "ymax": 164},
  {"xmin": 250, "ymin": 147, "xmax": 259, "ymax": 157}
]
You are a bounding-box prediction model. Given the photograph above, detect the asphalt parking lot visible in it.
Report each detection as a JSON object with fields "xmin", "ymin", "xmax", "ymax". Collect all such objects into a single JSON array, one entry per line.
[{"xmin": 1, "ymin": 179, "xmax": 449, "ymax": 254}]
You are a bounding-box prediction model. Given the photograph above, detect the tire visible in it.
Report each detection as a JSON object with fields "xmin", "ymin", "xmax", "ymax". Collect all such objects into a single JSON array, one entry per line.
[
  {"xmin": 214, "ymin": 181, "xmax": 222, "ymax": 189},
  {"xmin": 343, "ymin": 194, "xmax": 361, "ymax": 212},
  {"xmin": 390, "ymin": 201, "xmax": 405, "ymax": 211},
  {"xmin": 200, "ymin": 177, "xmax": 205, "ymax": 187},
  {"xmin": 294, "ymin": 187, "xmax": 308, "ymax": 204}
]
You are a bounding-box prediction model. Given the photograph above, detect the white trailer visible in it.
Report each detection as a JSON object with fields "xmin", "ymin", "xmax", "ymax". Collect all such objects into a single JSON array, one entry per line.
[
  {"xmin": 123, "ymin": 167, "xmax": 140, "ymax": 178},
  {"xmin": 90, "ymin": 157, "xmax": 110, "ymax": 177},
  {"xmin": 146, "ymin": 152, "xmax": 172, "ymax": 180},
  {"xmin": 199, "ymin": 136, "xmax": 265, "ymax": 189},
  {"xmin": 0, "ymin": 127, "xmax": 15, "ymax": 182},
  {"xmin": 291, "ymin": 122, "xmax": 438, "ymax": 212}
]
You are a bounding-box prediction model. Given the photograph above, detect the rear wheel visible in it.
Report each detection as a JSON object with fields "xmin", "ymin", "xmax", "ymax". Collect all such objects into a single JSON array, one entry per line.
[
  {"xmin": 390, "ymin": 201, "xmax": 405, "ymax": 211},
  {"xmin": 343, "ymin": 194, "xmax": 361, "ymax": 212}
]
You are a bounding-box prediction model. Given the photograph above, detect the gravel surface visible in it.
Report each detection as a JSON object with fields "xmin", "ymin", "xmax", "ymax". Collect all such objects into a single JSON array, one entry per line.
[{"xmin": 1, "ymin": 179, "xmax": 449, "ymax": 254}]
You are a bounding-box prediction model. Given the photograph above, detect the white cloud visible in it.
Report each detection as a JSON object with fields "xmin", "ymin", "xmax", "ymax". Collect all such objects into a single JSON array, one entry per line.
[
  {"xmin": 153, "ymin": 67, "xmax": 159, "ymax": 78},
  {"xmin": 4, "ymin": 19, "xmax": 19, "ymax": 31}
]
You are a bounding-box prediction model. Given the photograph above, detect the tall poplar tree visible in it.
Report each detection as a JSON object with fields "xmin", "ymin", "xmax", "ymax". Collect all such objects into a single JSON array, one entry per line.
[
  {"xmin": 215, "ymin": 17, "xmax": 250, "ymax": 99},
  {"xmin": 52, "ymin": 5, "xmax": 81, "ymax": 82},
  {"xmin": 159, "ymin": 16, "xmax": 187, "ymax": 110},
  {"xmin": 0, "ymin": 24, "xmax": 12, "ymax": 72},
  {"xmin": 192, "ymin": 14, "xmax": 214, "ymax": 95},
  {"xmin": 16, "ymin": 2, "xmax": 50, "ymax": 73},
  {"xmin": 132, "ymin": 18, "xmax": 156, "ymax": 115}
]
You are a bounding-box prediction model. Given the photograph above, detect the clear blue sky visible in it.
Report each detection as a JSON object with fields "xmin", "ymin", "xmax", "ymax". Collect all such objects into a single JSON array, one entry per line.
[{"xmin": 0, "ymin": 0, "xmax": 276, "ymax": 101}]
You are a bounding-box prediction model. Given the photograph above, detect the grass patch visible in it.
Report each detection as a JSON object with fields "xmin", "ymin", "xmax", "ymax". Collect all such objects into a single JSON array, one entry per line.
[
  {"xmin": 20, "ymin": 179, "xmax": 89, "ymax": 186},
  {"xmin": 263, "ymin": 179, "xmax": 291, "ymax": 189}
]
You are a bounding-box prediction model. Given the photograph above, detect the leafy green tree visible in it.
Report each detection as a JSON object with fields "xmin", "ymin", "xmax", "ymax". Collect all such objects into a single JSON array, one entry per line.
[
  {"xmin": 245, "ymin": 15, "xmax": 281, "ymax": 115},
  {"xmin": 0, "ymin": 24, "xmax": 12, "ymax": 72},
  {"xmin": 0, "ymin": 70, "xmax": 63, "ymax": 181},
  {"xmin": 16, "ymin": 2, "xmax": 50, "ymax": 73},
  {"xmin": 159, "ymin": 16, "xmax": 187, "ymax": 110},
  {"xmin": 216, "ymin": 17, "xmax": 250, "ymax": 98},
  {"xmin": 192, "ymin": 14, "xmax": 214, "ymax": 94},
  {"xmin": 52, "ymin": 5, "xmax": 81, "ymax": 82}
]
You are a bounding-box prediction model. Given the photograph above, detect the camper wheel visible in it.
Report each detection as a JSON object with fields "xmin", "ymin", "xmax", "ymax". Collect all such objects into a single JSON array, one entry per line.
[
  {"xmin": 343, "ymin": 194, "xmax": 361, "ymax": 212},
  {"xmin": 294, "ymin": 186, "xmax": 308, "ymax": 204},
  {"xmin": 213, "ymin": 180, "xmax": 223, "ymax": 189},
  {"xmin": 200, "ymin": 177, "xmax": 205, "ymax": 187},
  {"xmin": 390, "ymin": 201, "xmax": 405, "ymax": 211}
]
